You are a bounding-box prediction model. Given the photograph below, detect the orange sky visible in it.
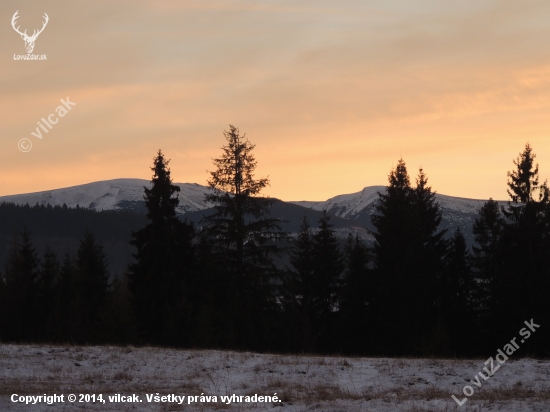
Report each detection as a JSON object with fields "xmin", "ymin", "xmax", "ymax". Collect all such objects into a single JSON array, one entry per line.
[{"xmin": 1, "ymin": 0, "xmax": 550, "ymax": 201}]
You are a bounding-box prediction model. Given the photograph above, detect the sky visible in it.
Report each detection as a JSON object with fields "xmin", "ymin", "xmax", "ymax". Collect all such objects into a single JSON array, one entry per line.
[{"xmin": 1, "ymin": 0, "xmax": 550, "ymax": 201}]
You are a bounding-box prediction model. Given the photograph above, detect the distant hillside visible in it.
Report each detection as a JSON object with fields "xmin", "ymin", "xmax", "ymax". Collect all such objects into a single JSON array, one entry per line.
[
  {"xmin": 0, "ymin": 178, "xmax": 212, "ymax": 215},
  {"xmin": 0, "ymin": 179, "xmax": 509, "ymax": 246},
  {"xmin": 183, "ymin": 199, "xmax": 371, "ymax": 239},
  {"xmin": 291, "ymin": 186, "xmax": 507, "ymax": 245},
  {"xmin": 0, "ymin": 200, "xmax": 366, "ymax": 279},
  {"xmin": 0, "ymin": 203, "xmax": 147, "ymax": 278}
]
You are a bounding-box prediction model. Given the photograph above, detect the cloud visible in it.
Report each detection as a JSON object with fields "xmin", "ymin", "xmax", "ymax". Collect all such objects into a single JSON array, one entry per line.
[{"xmin": 0, "ymin": 0, "xmax": 549, "ymax": 200}]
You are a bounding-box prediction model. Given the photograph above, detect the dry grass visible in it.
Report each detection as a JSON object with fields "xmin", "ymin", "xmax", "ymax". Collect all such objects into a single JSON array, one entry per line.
[{"xmin": 1, "ymin": 344, "xmax": 549, "ymax": 411}]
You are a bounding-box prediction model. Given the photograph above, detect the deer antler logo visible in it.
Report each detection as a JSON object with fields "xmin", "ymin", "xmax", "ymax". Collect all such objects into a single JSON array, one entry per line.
[{"xmin": 11, "ymin": 11, "xmax": 49, "ymax": 54}]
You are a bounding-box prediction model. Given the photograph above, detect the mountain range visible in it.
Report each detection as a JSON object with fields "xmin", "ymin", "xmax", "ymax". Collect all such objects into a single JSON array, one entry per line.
[{"xmin": 0, "ymin": 178, "xmax": 507, "ymax": 245}]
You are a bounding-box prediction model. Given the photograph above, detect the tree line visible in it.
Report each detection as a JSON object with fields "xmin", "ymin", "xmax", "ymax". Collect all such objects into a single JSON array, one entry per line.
[
  {"xmin": 0, "ymin": 202, "xmax": 146, "ymax": 276},
  {"xmin": 1, "ymin": 126, "xmax": 549, "ymax": 357}
]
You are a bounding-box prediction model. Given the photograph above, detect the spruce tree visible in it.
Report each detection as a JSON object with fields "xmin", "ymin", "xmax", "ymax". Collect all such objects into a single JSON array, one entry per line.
[
  {"xmin": 3, "ymin": 231, "xmax": 40, "ymax": 341},
  {"xmin": 56, "ymin": 254, "xmax": 81, "ymax": 342},
  {"xmin": 281, "ymin": 214, "xmax": 344, "ymax": 352},
  {"xmin": 202, "ymin": 125, "xmax": 286, "ymax": 349},
  {"xmin": 101, "ymin": 275, "xmax": 138, "ymax": 345},
  {"xmin": 204, "ymin": 125, "xmax": 285, "ymax": 272},
  {"xmin": 339, "ymin": 232, "xmax": 371, "ymax": 353},
  {"xmin": 311, "ymin": 213, "xmax": 343, "ymax": 316},
  {"xmin": 76, "ymin": 231, "xmax": 110, "ymax": 342},
  {"xmin": 414, "ymin": 169, "xmax": 447, "ymax": 256},
  {"xmin": 37, "ymin": 249, "xmax": 60, "ymax": 341},
  {"xmin": 371, "ymin": 160, "xmax": 446, "ymax": 355},
  {"xmin": 281, "ymin": 216, "xmax": 315, "ymax": 352},
  {"xmin": 310, "ymin": 211, "xmax": 343, "ymax": 351},
  {"xmin": 371, "ymin": 159, "xmax": 413, "ymax": 354},
  {"xmin": 0, "ymin": 269, "xmax": 5, "ymax": 341},
  {"xmin": 471, "ymin": 198, "xmax": 504, "ymax": 340},
  {"xmin": 413, "ymin": 168, "xmax": 448, "ymax": 351},
  {"xmin": 340, "ymin": 233, "xmax": 370, "ymax": 316},
  {"xmin": 128, "ymin": 150, "xmax": 195, "ymax": 345},
  {"xmin": 440, "ymin": 228, "xmax": 474, "ymax": 355},
  {"xmin": 507, "ymin": 143, "xmax": 541, "ymax": 204},
  {"xmin": 189, "ymin": 231, "xmax": 224, "ymax": 348},
  {"xmin": 498, "ymin": 144, "xmax": 550, "ymax": 353}
]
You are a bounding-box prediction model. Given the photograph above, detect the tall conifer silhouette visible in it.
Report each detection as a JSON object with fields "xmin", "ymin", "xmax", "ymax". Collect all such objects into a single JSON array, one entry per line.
[
  {"xmin": 202, "ymin": 125, "xmax": 286, "ymax": 349},
  {"xmin": 76, "ymin": 231, "xmax": 110, "ymax": 342},
  {"xmin": 371, "ymin": 159, "xmax": 415, "ymax": 353},
  {"xmin": 3, "ymin": 231, "xmax": 40, "ymax": 341},
  {"xmin": 372, "ymin": 160, "xmax": 446, "ymax": 355},
  {"xmin": 339, "ymin": 232, "xmax": 370, "ymax": 353},
  {"xmin": 498, "ymin": 144, "xmax": 550, "ymax": 352},
  {"xmin": 310, "ymin": 211, "xmax": 343, "ymax": 348},
  {"xmin": 440, "ymin": 228, "xmax": 474, "ymax": 355},
  {"xmin": 56, "ymin": 253, "xmax": 80, "ymax": 342},
  {"xmin": 471, "ymin": 198, "xmax": 504, "ymax": 342},
  {"xmin": 36, "ymin": 248, "xmax": 60, "ymax": 341},
  {"xmin": 507, "ymin": 143, "xmax": 542, "ymax": 204},
  {"xmin": 128, "ymin": 150, "xmax": 195, "ymax": 345},
  {"xmin": 281, "ymin": 216, "xmax": 315, "ymax": 351}
]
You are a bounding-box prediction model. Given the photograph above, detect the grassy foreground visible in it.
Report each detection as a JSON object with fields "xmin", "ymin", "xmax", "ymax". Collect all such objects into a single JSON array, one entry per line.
[{"xmin": 1, "ymin": 344, "xmax": 549, "ymax": 411}]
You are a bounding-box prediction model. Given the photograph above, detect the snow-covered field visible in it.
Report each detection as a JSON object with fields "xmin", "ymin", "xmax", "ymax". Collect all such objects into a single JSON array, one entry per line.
[{"xmin": 1, "ymin": 344, "xmax": 549, "ymax": 411}]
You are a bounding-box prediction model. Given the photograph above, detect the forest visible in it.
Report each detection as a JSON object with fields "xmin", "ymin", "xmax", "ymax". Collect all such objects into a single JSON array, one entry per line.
[{"xmin": 0, "ymin": 125, "xmax": 549, "ymax": 358}]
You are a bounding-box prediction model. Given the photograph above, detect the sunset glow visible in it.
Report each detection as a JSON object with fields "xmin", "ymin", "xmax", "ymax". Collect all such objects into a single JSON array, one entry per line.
[{"xmin": 2, "ymin": 0, "xmax": 550, "ymax": 201}]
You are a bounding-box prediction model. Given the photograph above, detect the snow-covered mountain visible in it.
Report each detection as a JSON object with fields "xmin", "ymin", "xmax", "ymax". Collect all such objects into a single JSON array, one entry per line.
[
  {"xmin": 292, "ymin": 186, "xmax": 507, "ymax": 244},
  {"xmin": 0, "ymin": 179, "xmax": 507, "ymax": 244},
  {"xmin": 0, "ymin": 178, "xmax": 213, "ymax": 215},
  {"xmin": 292, "ymin": 186, "xmax": 495, "ymax": 217},
  {"xmin": 292, "ymin": 186, "xmax": 386, "ymax": 218}
]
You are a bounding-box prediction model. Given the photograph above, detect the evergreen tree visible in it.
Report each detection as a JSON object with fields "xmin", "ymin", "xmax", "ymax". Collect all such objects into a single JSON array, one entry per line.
[
  {"xmin": 100, "ymin": 275, "xmax": 138, "ymax": 345},
  {"xmin": 310, "ymin": 212, "xmax": 343, "ymax": 350},
  {"xmin": 187, "ymin": 232, "xmax": 223, "ymax": 348},
  {"xmin": 283, "ymin": 213, "xmax": 343, "ymax": 352},
  {"xmin": 339, "ymin": 232, "xmax": 371, "ymax": 353},
  {"xmin": 56, "ymin": 254, "xmax": 81, "ymax": 342},
  {"xmin": 413, "ymin": 169, "xmax": 447, "ymax": 258},
  {"xmin": 371, "ymin": 159, "xmax": 414, "ymax": 354},
  {"xmin": 36, "ymin": 249, "xmax": 60, "ymax": 341},
  {"xmin": 0, "ymin": 269, "xmax": 6, "ymax": 341},
  {"xmin": 371, "ymin": 160, "xmax": 446, "ymax": 355},
  {"xmin": 76, "ymin": 231, "xmax": 111, "ymax": 342},
  {"xmin": 497, "ymin": 144, "xmax": 550, "ymax": 353},
  {"xmin": 413, "ymin": 168, "xmax": 448, "ymax": 352},
  {"xmin": 507, "ymin": 143, "xmax": 541, "ymax": 204},
  {"xmin": 3, "ymin": 231, "xmax": 40, "ymax": 341},
  {"xmin": 440, "ymin": 228, "xmax": 474, "ymax": 355},
  {"xmin": 128, "ymin": 150, "xmax": 195, "ymax": 345},
  {"xmin": 281, "ymin": 216, "xmax": 315, "ymax": 351},
  {"xmin": 202, "ymin": 125, "xmax": 286, "ymax": 349},
  {"xmin": 471, "ymin": 198, "xmax": 504, "ymax": 340}
]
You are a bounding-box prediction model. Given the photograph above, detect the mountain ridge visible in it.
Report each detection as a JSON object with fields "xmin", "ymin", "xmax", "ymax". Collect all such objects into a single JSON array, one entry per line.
[
  {"xmin": 0, "ymin": 178, "xmax": 213, "ymax": 215},
  {"xmin": 0, "ymin": 178, "xmax": 508, "ymax": 244}
]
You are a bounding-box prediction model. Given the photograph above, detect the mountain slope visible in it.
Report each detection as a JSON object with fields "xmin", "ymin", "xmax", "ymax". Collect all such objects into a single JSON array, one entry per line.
[
  {"xmin": 183, "ymin": 199, "xmax": 371, "ymax": 238},
  {"xmin": 0, "ymin": 178, "xmax": 212, "ymax": 215},
  {"xmin": 0, "ymin": 180, "xmax": 507, "ymax": 245},
  {"xmin": 292, "ymin": 187, "xmax": 507, "ymax": 245}
]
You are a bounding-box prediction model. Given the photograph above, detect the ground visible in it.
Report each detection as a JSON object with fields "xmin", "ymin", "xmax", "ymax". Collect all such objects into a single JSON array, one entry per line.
[{"xmin": 1, "ymin": 344, "xmax": 549, "ymax": 411}]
